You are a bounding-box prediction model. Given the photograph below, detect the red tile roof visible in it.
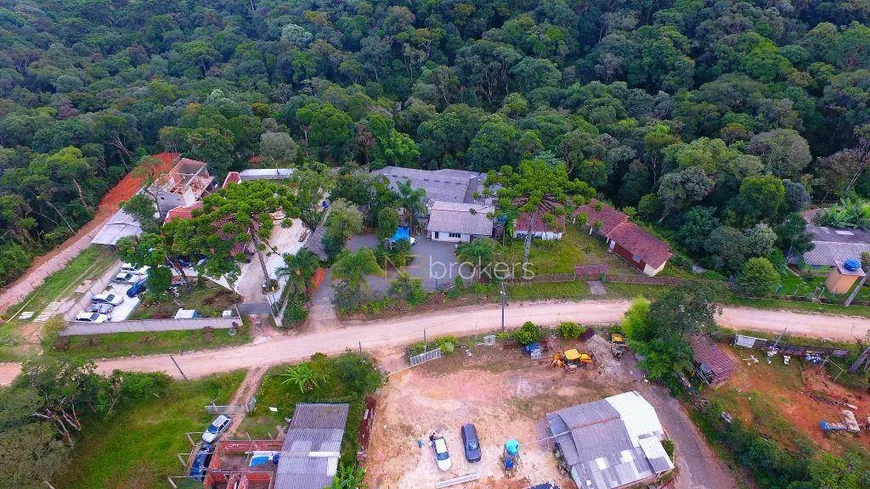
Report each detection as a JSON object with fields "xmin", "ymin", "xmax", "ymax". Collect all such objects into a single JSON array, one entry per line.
[
  {"xmin": 575, "ymin": 201, "xmax": 671, "ymax": 270},
  {"xmin": 164, "ymin": 201, "xmax": 203, "ymax": 223},
  {"xmin": 574, "ymin": 200, "xmax": 629, "ymax": 236},
  {"xmin": 222, "ymin": 171, "xmax": 241, "ymax": 188},
  {"xmin": 608, "ymin": 222, "xmax": 672, "ymax": 269},
  {"xmin": 691, "ymin": 337, "xmax": 737, "ymax": 381},
  {"xmin": 515, "ymin": 211, "xmax": 566, "ymax": 234}
]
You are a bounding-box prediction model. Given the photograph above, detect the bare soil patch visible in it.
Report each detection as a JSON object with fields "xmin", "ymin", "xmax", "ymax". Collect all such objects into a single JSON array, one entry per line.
[
  {"xmin": 719, "ymin": 345, "xmax": 869, "ymax": 453},
  {"xmin": 364, "ymin": 335, "xmax": 637, "ymax": 489}
]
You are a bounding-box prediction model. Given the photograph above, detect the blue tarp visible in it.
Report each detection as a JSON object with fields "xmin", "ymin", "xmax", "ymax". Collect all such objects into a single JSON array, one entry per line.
[{"xmin": 391, "ymin": 226, "xmax": 411, "ymax": 242}]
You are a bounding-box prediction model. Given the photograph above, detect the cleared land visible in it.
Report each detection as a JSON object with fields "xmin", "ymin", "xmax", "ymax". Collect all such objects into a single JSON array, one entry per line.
[
  {"xmin": 710, "ymin": 344, "xmax": 869, "ymax": 454},
  {"xmin": 364, "ymin": 335, "xmax": 737, "ymax": 489}
]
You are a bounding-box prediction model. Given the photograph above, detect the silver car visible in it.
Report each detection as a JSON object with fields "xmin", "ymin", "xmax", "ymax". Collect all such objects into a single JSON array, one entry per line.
[{"xmin": 202, "ymin": 414, "xmax": 232, "ymax": 443}]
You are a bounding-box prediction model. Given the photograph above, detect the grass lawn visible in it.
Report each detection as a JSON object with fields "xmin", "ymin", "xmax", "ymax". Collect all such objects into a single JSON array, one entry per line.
[
  {"xmin": 46, "ymin": 318, "xmax": 253, "ymax": 360},
  {"xmin": 2, "ymin": 246, "xmax": 117, "ymax": 323},
  {"xmin": 238, "ymin": 352, "xmax": 382, "ymax": 466},
  {"xmin": 53, "ymin": 371, "xmax": 244, "ymax": 489},
  {"xmin": 506, "ymin": 280, "xmax": 591, "ymax": 301},
  {"xmin": 128, "ymin": 282, "xmax": 240, "ymax": 320},
  {"xmin": 498, "ymin": 226, "xmax": 636, "ymax": 275}
]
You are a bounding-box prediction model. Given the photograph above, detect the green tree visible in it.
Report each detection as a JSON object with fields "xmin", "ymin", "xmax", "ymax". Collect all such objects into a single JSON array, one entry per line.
[
  {"xmin": 322, "ymin": 199, "xmax": 365, "ymax": 259},
  {"xmin": 375, "ymin": 207, "xmax": 400, "ymax": 241},
  {"xmin": 737, "ymin": 257, "xmax": 780, "ymax": 297},
  {"xmin": 388, "ymin": 271, "xmax": 426, "ymax": 306},
  {"xmin": 281, "ymin": 363, "xmax": 323, "ymax": 393},
  {"xmin": 397, "ymin": 180, "xmax": 427, "ymax": 231},
  {"xmin": 456, "ymin": 237, "xmax": 499, "ymax": 280},
  {"xmin": 120, "ymin": 194, "xmax": 159, "ymax": 233},
  {"xmin": 332, "ymin": 248, "xmax": 383, "ymax": 294},
  {"xmin": 276, "ymin": 249, "xmax": 321, "ymax": 297}
]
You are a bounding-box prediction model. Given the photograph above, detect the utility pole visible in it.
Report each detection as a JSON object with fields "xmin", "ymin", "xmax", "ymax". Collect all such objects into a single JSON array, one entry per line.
[
  {"xmin": 500, "ymin": 281, "xmax": 507, "ymax": 332},
  {"xmin": 169, "ymin": 354, "xmax": 188, "ymax": 381}
]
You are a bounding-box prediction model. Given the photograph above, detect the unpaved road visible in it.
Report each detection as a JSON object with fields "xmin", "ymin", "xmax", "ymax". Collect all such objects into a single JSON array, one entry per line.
[{"xmin": 1, "ymin": 299, "xmax": 868, "ymax": 385}]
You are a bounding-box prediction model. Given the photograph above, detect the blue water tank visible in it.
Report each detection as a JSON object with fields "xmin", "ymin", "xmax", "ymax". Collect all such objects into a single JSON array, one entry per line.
[{"xmin": 844, "ymin": 258, "xmax": 862, "ymax": 271}]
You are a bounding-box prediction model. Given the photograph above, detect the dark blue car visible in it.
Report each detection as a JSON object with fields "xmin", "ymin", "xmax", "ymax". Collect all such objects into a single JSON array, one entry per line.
[
  {"xmin": 188, "ymin": 443, "xmax": 214, "ymax": 481},
  {"xmin": 126, "ymin": 278, "xmax": 147, "ymax": 297},
  {"xmin": 461, "ymin": 423, "xmax": 481, "ymax": 462}
]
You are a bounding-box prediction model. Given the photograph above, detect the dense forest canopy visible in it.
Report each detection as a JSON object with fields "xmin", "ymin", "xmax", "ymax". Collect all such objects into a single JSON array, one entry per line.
[{"xmin": 1, "ymin": 0, "xmax": 870, "ymax": 284}]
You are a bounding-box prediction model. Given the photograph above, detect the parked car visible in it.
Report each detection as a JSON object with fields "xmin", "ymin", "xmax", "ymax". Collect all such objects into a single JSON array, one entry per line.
[
  {"xmin": 114, "ymin": 271, "xmax": 139, "ymax": 284},
  {"xmin": 432, "ymin": 436, "xmax": 452, "ymax": 471},
  {"xmin": 188, "ymin": 443, "xmax": 214, "ymax": 481},
  {"xmin": 121, "ymin": 262, "xmax": 149, "ymax": 275},
  {"xmin": 126, "ymin": 278, "xmax": 147, "ymax": 297},
  {"xmin": 85, "ymin": 303, "xmax": 113, "ymax": 315},
  {"xmin": 201, "ymin": 414, "xmax": 232, "ymax": 443},
  {"xmin": 74, "ymin": 311, "xmax": 108, "ymax": 323},
  {"xmin": 461, "ymin": 424, "xmax": 482, "ymax": 462},
  {"xmin": 92, "ymin": 293, "xmax": 123, "ymax": 305}
]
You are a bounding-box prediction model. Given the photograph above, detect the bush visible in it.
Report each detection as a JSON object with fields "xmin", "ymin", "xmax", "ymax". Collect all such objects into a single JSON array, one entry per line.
[
  {"xmin": 558, "ymin": 322, "xmax": 585, "ymax": 339},
  {"xmin": 515, "ymin": 321, "xmax": 542, "ymax": 345},
  {"xmin": 447, "ymin": 275, "xmax": 463, "ymax": 299},
  {"xmin": 408, "ymin": 335, "xmax": 459, "ymax": 355},
  {"xmin": 661, "ymin": 439, "xmax": 675, "ymax": 459},
  {"xmin": 282, "ymin": 295, "xmax": 308, "ymax": 327},
  {"xmin": 669, "ymin": 253, "xmax": 693, "ymax": 271},
  {"xmin": 120, "ymin": 371, "xmax": 172, "ymax": 402},
  {"xmin": 737, "ymin": 257, "xmax": 780, "ymax": 297}
]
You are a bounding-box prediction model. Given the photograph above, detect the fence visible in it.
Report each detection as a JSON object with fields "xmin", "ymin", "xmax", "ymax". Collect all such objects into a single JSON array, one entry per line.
[
  {"xmin": 603, "ymin": 274, "xmax": 684, "ymax": 286},
  {"xmin": 205, "ymin": 396, "xmax": 257, "ymax": 415},
  {"xmin": 61, "ymin": 316, "xmax": 240, "ymax": 336},
  {"xmin": 504, "ymin": 266, "xmax": 685, "ymax": 287},
  {"xmin": 409, "ymin": 347, "xmax": 443, "ymax": 366}
]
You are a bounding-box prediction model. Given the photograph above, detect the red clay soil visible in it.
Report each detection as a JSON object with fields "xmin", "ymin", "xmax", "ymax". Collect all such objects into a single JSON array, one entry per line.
[
  {"xmin": 27, "ymin": 153, "xmax": 177, "ymax": 270},
  {"xmin": 722, "ymin": 346, "xmax": 869, "ymax": 453}
]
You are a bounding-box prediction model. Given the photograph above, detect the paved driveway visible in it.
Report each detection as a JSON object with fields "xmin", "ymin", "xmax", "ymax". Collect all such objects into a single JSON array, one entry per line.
[{"xmin": 347, "ymin": 234, "xmax": 461, "ymax": 294}]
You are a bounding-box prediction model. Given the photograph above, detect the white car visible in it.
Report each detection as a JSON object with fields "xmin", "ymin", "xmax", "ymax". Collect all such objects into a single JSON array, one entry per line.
[
  {"xmin": 121, "ymin": 263, "xmax": 149, "ymax": 274},
  {"xmin": 92, "ymin": 293, "xmax": 123, "ymax": 306},
  {"xmin": 433, "ymin": 437, "xmax": 452, "ymax": 471},
  {"xmin": 202, "ymin": 414, "xmax": 232, "ymax": 443},
  {"xmin": 114, "ymin": 272, "xmax": 139, "ymax": 284},
  {"xmin": 75, "ymin": 311, "xmax": 108, "ymax": 323}
]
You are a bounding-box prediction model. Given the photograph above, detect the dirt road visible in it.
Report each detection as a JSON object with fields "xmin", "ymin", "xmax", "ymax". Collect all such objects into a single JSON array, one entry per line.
[{"xmin": 2, "ymin": 300, "xmax": 869, "ymax": 385}]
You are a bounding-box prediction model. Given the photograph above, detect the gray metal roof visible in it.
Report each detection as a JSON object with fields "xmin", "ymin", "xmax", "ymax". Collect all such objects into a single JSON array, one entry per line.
[
  {"xmin": 275, "ymin": 404, "xmax": 349, "ymax": 489},
  {"xmin": 427, "ymin": 202, "xmax": 494, "ymax": 236},
  {"xmin": 371, "ymin": 166, "xmax": 486, "ymax": 205},
  {"xmin": 239, "ymin": 168, "xmax": 294, "ymax": 180},
  {"xmin": 802, "ymin": 224, "xmax": 870, "ymax": 266},
  {"xmin": 547, "ymin": 392, "xmax": 673, "ymax": 489},
  {"xmin": 91, "ymin": 208, "xmax": 143, "ymax": 245}
]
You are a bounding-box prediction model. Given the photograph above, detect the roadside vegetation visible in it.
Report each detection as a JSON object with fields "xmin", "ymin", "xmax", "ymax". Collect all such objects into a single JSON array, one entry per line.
[{"xmin": 239, "ymin": 352, "xmax": 383, "ymax": 467}]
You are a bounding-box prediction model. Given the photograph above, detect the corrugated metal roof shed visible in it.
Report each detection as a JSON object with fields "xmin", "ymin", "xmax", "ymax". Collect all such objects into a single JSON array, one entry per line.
[
  {"xmin": 427, "ymin": 201, "xmax": 494, "ymax": 236},
  {"xmin": 91, "ymin": 209, "xmax": 143, "ymax": 245},
  {"xmin": 275, "ymin": 403, "xmax": 349, "ymax": 489},
  {"xmin": 547, "ymin": 391, "xmax": 673, "ymax": 489}
]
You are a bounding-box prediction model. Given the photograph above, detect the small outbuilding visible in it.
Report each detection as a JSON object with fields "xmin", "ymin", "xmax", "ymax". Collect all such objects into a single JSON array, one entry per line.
[
  {"xmin": 691, "ymin": 336, "xmax": 737, "ymax": 387},
  {"xmin": 825, "ymin": 259, "xmax": 865, "ymax": 294}
]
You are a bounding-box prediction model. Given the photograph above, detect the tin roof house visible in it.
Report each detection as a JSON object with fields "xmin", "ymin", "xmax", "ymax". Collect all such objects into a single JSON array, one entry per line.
[
  {"xmin": 275, "ymin": 403, "xmax": 350, "ymax": 489},
  {"xmin": 546, "ymin": 391, "xmax": 674, "ymax": 489}
]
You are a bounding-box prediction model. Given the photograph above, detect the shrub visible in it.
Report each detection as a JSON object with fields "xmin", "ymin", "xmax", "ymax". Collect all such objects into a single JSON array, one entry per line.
[
  {"xmin": 282, "ymin": 296, "xmax": 308, "ymax": 327},
  {"xmin": 737, "ymin": 257, "xmax": 780, "ymax": 297},
  {"xmin": 669, "ymin": 253, "xmax": 693, "ymax": 271},
  {"xmin": 661, "ymin": 439, "xmax": 675, "ymax": 459},
  {"xmin": 120, "ymin": 372, "xmax": 172, "ymax": 402},
  {"xmin": 408, "ymin": 335, "xmax": 459, "ymax": 355},
  {"xmin": 558, "ymin": 321, "xmax": 585, "ymax": 339},
  {"xmin": 447, "ymin": 275, "xmax": 463, "ymax": 299},
  {"xmin": 515, "ymin": 321, "xmax": 542, "ymax": 345}
]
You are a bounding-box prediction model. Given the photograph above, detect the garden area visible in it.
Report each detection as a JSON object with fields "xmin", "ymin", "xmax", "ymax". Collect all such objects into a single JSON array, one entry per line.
[
  {"xmin": 53, "ymin": 371, "xmax": 244, "ymax": 489},
  {"xmin": 237, "ymin": 351, "xmax": 383, "ymax": 465},
  {"xmin": 127, "ymin": 281, "xmax": 239, "ymax": 320}
]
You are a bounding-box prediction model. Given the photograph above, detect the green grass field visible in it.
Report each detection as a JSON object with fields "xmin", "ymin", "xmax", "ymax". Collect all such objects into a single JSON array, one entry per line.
[
  {"xmin": 53, "ymin": 371, "xmax": 244, "ymax": 489},
  {"xmin": 46, "ymin": 319, "xmax": 253, "ymax": 360},
  {"xmin": 498, "ymin": 226, "xmax": 636, "ymax": 275},
  {"xmin": 3, "ymin": 246, "xmax": 117, "ymax": 323}
]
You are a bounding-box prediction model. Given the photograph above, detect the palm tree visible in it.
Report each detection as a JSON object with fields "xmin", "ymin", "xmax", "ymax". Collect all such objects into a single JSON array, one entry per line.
[
  {"xmin": 332, "ymin": 248, "xmax": 384, "ymax": 293},
  {"xmin": 397, "ymin": 180, "xmax": 426, "ymax": 231},
  {"xmin": 276, "ymin": 249, "xmax": 321, "ymax": 296},
  {"xmin": 456, "ymin": 238, "xmax": 498, "ymax": 281},
  {"xmin": 281, "ymin": 363, "xmax": 322, "ymax": 393}
]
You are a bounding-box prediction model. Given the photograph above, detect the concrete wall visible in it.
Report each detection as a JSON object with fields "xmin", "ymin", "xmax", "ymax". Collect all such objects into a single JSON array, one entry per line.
[{"xmin": 61, "ymin": 317, "xmax": 239, "ymax": 336}]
